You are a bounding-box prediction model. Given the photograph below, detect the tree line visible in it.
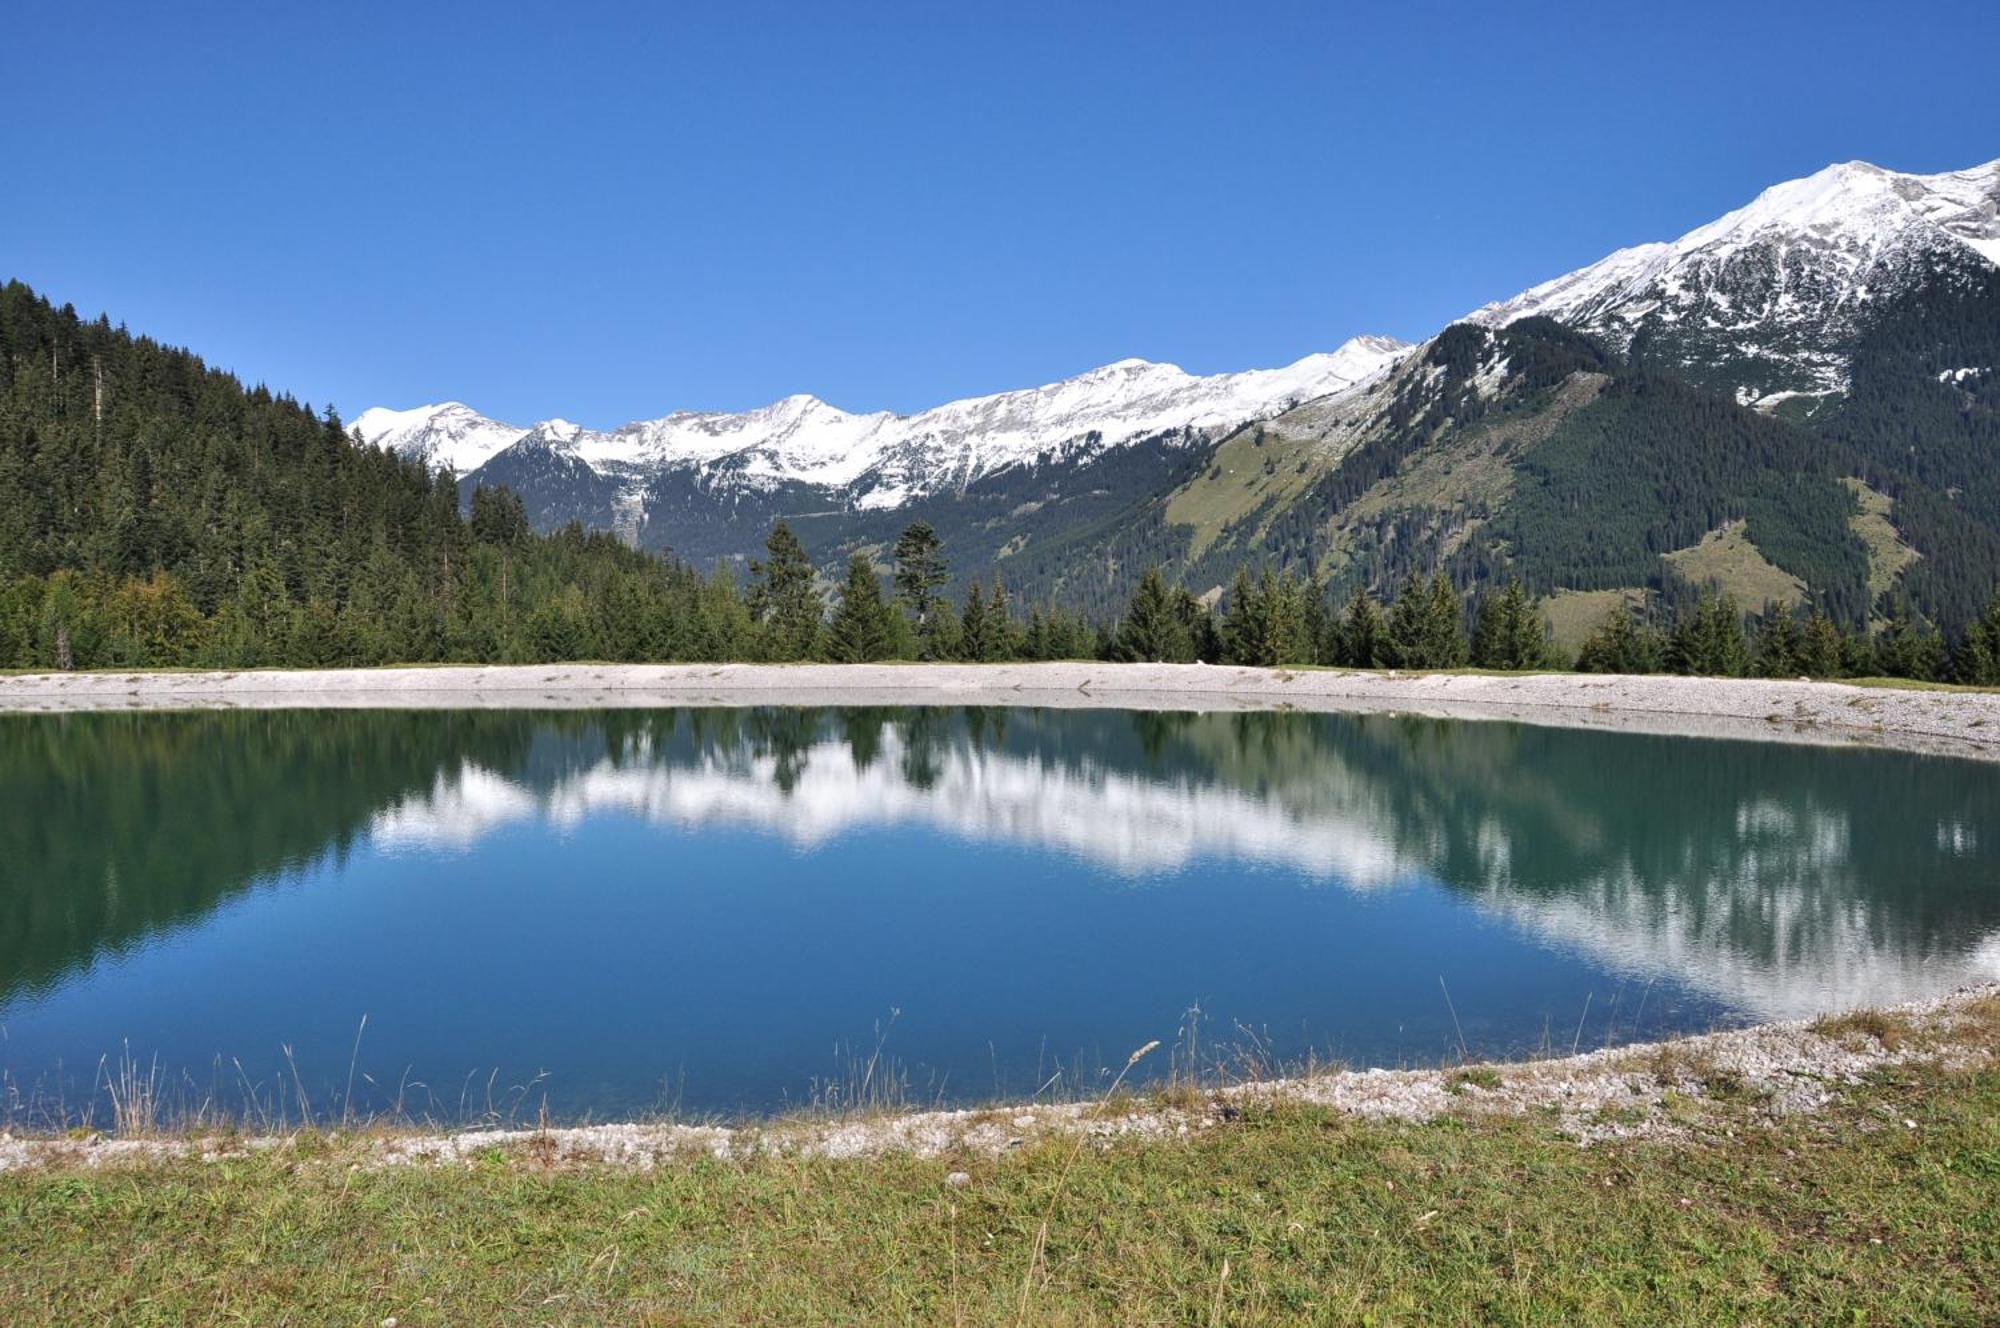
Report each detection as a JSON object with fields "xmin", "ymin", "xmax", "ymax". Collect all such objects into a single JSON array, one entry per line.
[{"xmin": 1107, "ymin": 558, "xmax": 2000, "ymax": 685}]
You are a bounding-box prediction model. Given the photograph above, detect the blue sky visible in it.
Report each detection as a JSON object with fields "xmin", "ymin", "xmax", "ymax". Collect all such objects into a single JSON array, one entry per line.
[{"xmin": 5, "ymin": 1, "xmax": 1996, "ymax": 427}]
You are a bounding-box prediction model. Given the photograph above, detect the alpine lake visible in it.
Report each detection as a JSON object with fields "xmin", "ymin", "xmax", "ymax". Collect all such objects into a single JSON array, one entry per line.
[{"xmin": 3, "ymin": 705, "xmax": 1995, "ymax": 1125}]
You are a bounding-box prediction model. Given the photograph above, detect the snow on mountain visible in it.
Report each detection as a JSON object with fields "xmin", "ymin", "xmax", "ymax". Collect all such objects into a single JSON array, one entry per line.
[
  {"xmin": 355, "ymin": 158, "xmax": 2000, "ymax": 496},
  {"xmin": 352, "ymin": 335, "xmax": 1411, "ymax": 508},
  {"xmin": 350, "ymin": 401, "xmax": 525, "ymax": 475},
  {"xmin": 1467, "ymin": 158, "xmax": 2000, "ymax": 406},
  {"xmin": 368, "ymin": 737, "xmax": 2000, "ymax": 1019}
]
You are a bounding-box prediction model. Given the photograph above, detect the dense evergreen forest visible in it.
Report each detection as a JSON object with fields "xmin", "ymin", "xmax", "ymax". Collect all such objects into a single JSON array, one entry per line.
[{"xmin": 2, "ymin": 280, "xmax": 1996, "ymax": 682}]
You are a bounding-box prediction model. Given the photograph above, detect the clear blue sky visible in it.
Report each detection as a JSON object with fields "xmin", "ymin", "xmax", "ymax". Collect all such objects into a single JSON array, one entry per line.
[{"xmin": 5, "ymin": 1, "xmax": 1995, "ymax": 427}]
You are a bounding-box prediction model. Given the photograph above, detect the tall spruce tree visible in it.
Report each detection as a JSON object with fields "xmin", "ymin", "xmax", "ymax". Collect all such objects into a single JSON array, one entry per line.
[
  {"xmin": 890, "ymin": 521, "xmax": 951, "ymax": 659},
  {"xmin": 985, "ymin": 577, "xmax": 1018, "ymax": 661},
  {"xmin": 1952, "ymin": 594, "xmax": 2000, "ymax": 685},
  {"xmin": 748, "ymin": 522, "xmax": 823, "ymax": 661},
  {"xmin": 1798, "ymin": 607, "xmax": 1847, "ymax": 678},
  {"xmin": 1753, "ymin": 608, "xmax": 1804, "ymax": 678},
  {"xmin": 958, "ymin": 580, "xmax": 994, "ymax": 661},
  {"xmin": 1112, "ymin": 567, "xmax": 1196, "ymax": 663},
  {"xmin": 825, "ymin": 553, "xmax": 895, "ymax": 662},
  {"xmin": 1219, "ymin": 568, "xmax": 1255, "ymax": 664},
  {"xmin": 1337, "ymin": 587, "xmax": 1390, "ymax": 668}
]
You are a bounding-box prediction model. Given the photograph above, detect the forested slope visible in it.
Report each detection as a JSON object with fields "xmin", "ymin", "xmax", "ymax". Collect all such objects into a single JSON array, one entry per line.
[{"xmin": 0, "ymin": 283, "xmax": 754, "ymax": 668}]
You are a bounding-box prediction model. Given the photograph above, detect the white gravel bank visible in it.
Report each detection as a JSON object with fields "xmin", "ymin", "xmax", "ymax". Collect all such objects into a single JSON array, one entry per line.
[
  {"xmin": 3, "ymin": 984, "xmax": 1992, "ymax": 1173},
  {"xmin": 2, "ymin": 662, "xmax": 1997, "ymax": 760}
]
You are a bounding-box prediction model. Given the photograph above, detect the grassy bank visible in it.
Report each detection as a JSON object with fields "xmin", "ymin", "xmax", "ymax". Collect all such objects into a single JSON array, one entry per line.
[{"xmin": 4, "ymin": 1057, "xmax": 1996, "ymax": 1325}]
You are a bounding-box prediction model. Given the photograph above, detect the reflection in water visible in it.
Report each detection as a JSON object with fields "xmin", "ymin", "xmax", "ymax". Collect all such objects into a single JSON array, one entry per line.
[
  {"xmin": 357, "ymin": 708, "xmax": 2000, "ymax": 1019},
  {"xmin": 1, "ymin": 707, "xmax": 1996, "ymax": 1115}
]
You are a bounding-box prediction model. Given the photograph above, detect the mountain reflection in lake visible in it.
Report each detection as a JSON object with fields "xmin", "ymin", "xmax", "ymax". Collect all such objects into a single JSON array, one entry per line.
[{"xmin": 2, "ymin": 707, "xmax": 1995, "ymax": 1121}]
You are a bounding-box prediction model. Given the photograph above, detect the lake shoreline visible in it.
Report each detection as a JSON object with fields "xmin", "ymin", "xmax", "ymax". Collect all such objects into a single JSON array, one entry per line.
[
  {"xmin": 2, "ymin": 661, "xmax": 1997, "ymax": 760},
  {"xmin": 3, "ymin": 983, "xmax": 1994, "ymax": 1172}
]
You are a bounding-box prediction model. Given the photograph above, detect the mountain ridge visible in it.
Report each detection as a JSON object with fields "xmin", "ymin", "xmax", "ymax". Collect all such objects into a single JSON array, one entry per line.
[
  {"xmin": 353, "ymin": 334, "xmax": 1413, "ymax": 511},
  {"xmin": 353, "ymin": 154, "xmax": 2000, "ymax": 625}
]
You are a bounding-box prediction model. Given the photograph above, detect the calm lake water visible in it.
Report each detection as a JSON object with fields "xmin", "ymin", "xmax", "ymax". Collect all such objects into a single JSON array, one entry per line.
[{"xmin": 2, "ymin": 707, "xmax": 1995, "ymax": 1123}]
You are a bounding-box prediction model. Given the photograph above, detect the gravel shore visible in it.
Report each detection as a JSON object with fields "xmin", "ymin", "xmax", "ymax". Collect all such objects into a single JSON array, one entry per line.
[
  {"xmin": 4, "ymin": 984, "xmax": 1992, "ymax": 1173},
  {"xmin": 2, "ymin": 662, "xmax": 1997, "ymax": 760}
]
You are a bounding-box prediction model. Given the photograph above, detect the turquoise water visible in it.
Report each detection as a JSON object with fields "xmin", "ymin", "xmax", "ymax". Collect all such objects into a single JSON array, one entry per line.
[{"xmin": 1, "ymin": 707, "xmax": 1994, "ymax": 1122}]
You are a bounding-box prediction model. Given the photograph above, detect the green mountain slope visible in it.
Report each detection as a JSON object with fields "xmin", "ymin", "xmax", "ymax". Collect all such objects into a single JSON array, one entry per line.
[{"xmin": 0, "ymin": 283, "xmax": 751, "ymax": 669}]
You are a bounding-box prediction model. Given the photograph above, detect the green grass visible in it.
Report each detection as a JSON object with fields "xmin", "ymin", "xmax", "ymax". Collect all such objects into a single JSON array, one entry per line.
[
  {"xmin": 5, "ymin": 1063, "xmax": 1997, "ymax": 1325},
  {"xmin": 1540, "ymin": 587, "xmax": 1648, "ymax": 656},
  {"xmin": 1661, "ymin": 520, "xmax": 1807, "ymax": 612},
  {"xmin": 1164, "ymin": 422, "xmax": 1341, "ymax": 561},
  {"xmin": 1842, "ymin": 477, "xmax": 1921, "ymax": 608}
]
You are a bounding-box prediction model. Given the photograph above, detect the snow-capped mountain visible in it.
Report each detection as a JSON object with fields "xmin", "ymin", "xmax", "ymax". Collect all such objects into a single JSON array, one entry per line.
[
  {"xmin": 347, "ymin": 401, "xmax": 531, "ymax": 475},
  {"xmin": 356, "ymin": 157, "xmax": 2000, "ymax": 514},
  {"xmin": 353, "ymin": 335, "xmax": 1410, "ymax": 512},
  {"xmin": 347, "ymin": 155, "xmax": 2000, "ymax": 616},
  {"xmin": 1468, "ymin": 159, "xmax": 2000, "ymax": 411}
]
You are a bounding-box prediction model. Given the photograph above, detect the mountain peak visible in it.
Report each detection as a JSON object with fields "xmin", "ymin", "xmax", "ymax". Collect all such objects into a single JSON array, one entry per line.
[
  {"xmin": 1464, "ymin": 155, "xmax": 2000, "ymax": 406},
  {"xmin": 1677, "ymin": 157, "xmax": 2000, "ymax": 260},
  {"xmin": 352, "ymin": 401, "xmax": 522, "ymax": 474},
  {"xmin": 1473, "ymin": 157, "xmax": 2000, "ymax": 335}
]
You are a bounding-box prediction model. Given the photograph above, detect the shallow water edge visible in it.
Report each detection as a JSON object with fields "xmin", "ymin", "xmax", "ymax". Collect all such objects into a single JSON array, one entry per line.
[{"xmin": 4, "ymin": 983, "xmax": 1993, "ymax": 1172}]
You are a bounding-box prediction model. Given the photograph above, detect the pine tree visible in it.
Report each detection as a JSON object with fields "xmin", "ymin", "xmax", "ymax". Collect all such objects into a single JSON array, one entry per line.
[
  {"xmin": 468, "ymin": 485, "xmax": 529, "ymax": 547},
  {"xmin": 1952, "ymin": 594, "xmax": 2000, "ymax": 685},
  {"xmin": 748, "ymin": 522, "xmax": 823, "ymax": 661},
  {"xmin": 984, "ymin": 577, "xmax": 1018, "ymax": 661},
  {"xmin": 526, "ymin": 584, "xmax": 592, "ymax": 662},
  {"xmin": 825, "ymin": 553, "xmax": 895, "ymax": 662},
  {"xmin": 1575, "ymin": 600, "xmax": 1664, "ymax": 673},
  {"xmin": 891, "ymin": 521, "xmax": 952, "ymax": 659},
  {"xmin": 1219, "ymin": 568, "xmax": 1259, "ymax": 664},
  {"xmin": 1798, "ymin": 607, "xmax": 1846, "ymax": 678},
  {"xmin": 958, "ymin": 580, "xmax": 993, "ymax": 662},
  {"xmin": 235, "ymin": 554, "xmax": 293, "ymax": 667},
  {"xmin": 696, "ymin": 562, "xmax": 756, "ymax": 661},
  {"xmin": 1112, "ymin": 567, "xmax": 1196, "ymax": 663},
  {"xmin": 1874, "ymin": 601, "xmax": 1944, "ymax": 680},
  {"xmin": 1221, "ymin": 566, "xmax": 1313, "ymax": 666},
  {"xmin": 1471, "ymin": 588, "xmax": 1509, "ymax": 668},
  {"xmin": 1030, "ymin": 600, "xmax": 1099, "ymax": 661},
  {"xmin": 1504, "ymin": 584, "xmax": 1549, "ymax": 670},
  {"xmin": 1173, "ymin": 587, "xmax": 1219, "ymax": 663},
  {"xmin": 1753, "ymin": 608, "xmax": 1803, "ymax": 678},
  {"xmin": 1337, "ymin": 587, "xmax": 1389, "ymax": 668},
  {"xmin": 1260, "ymin": 568, "xmax": 1309, "ymax": 665},
  {"xmin": 1024, "ymin": 607, "xmax": 1050, "ymax": 661},
  {"xmin": 1471, "ymin": 578, "xmax": 1546, "ymax": 669},
  {"xmin": 1303, "ymin": 574, "xmax": 1334, "ymax": 665},
  {"xmin": 1843, "ymin": 626, "xmax": 1879, "ymax": 679},
  {"xmin": 1389, "ymin": 572, "xmax": 1466, "ymax": 669},
  {"xmin": 1669, "ymin": 590, "xmax": 1749, "ymax": 676}
]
